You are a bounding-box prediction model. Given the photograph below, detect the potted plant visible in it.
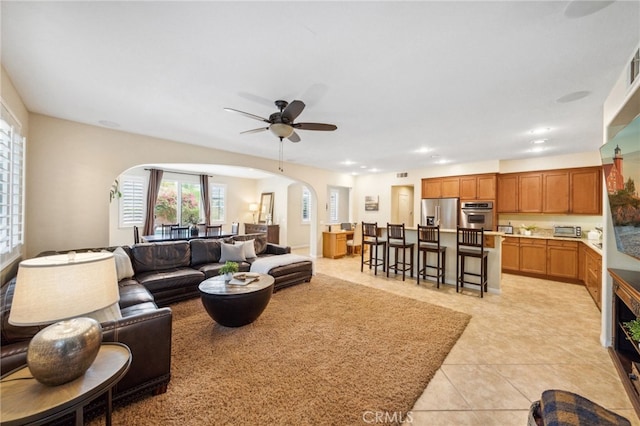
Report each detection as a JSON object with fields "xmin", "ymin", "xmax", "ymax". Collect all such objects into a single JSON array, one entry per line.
[
  {"xmin": 520, "ymin": 224, "xmax": 537, "ymax": 236},
  {"xmin": 219, "ymin": 261, "xmax": 239, "ymax": 281},
  {"xmin": 624, "ymin": 319, "xmax": 640, "ymax": 346}
]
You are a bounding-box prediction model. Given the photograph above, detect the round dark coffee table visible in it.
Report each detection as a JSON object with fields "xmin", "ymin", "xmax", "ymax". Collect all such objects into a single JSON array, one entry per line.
[{"xmin": 198, "ymin": 274, "xmax": 275, "ymax": 327}]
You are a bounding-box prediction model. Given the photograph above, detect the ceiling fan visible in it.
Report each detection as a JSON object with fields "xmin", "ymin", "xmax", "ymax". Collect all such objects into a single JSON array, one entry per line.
[{"xmin": 224, "ymin": 99, "xmax": 337, "ymax": 143}]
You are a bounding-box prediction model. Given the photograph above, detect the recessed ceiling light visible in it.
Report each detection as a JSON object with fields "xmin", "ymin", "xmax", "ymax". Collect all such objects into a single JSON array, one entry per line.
[
  {"xmin": 351, "ymin": 172, "xmax": 358, "ymax": 176},
  {"xmin": 369, "ymin": 168, "xmax": 379, "ymax": 173},
  {"xmin": 530, "ymin": 127, "xmax": 551, "ymax": 135},
  {"xmin": 531, "ymin": 139, "xmax": 547, "ymax": 144},
  {"xmin": 342, "ymin": 160, "xmax": 356, "ymax": 166},
  {"xmin": 530, "ymin": 146, "xmax": 546, "ymax": 153},
  {"xmin": 415, "ymin": 147, "xmax": 431, "ymax": 154},
  {"xmin": 360, "ymin": 165, "xmax": 367, "ymax": 169}
]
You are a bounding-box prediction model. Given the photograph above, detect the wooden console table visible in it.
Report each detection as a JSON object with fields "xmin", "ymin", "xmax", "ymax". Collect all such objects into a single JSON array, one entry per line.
[
  {"xmin": 609, "ymin": 268, "xmax": 640, "ymax": 418},
  {"xmin": 244, "ymin": 223, "xmax": 279, "ymax": 244}
]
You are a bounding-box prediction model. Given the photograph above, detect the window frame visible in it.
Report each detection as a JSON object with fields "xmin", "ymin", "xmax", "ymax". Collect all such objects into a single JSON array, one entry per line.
[
  {"xmin": 0, "ymin": 101, "xmax": 25, "ymax": 266},
  {"xmin": 209, "ymin": 183, "xmax": 226, "ymax": 224},
  {"xmin": 329, "ymin": 188, "xmax": 339, "ymax": 223}
]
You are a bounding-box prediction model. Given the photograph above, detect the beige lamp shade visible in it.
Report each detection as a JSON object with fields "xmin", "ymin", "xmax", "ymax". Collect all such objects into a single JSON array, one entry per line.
[
  {"xmin": 9, "ymin": 252, "xmax": 120, "ymax": 326},
  {"xmin": 249, "ymin": 203, "xmax": 259, "ymax": 212}
]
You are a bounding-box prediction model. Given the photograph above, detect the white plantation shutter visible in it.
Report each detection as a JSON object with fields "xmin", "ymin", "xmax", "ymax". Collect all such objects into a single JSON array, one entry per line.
[
  {"xmin": 0, "ymin": 102, "xmax": 25, "ymax": 265},
  {"xmin": 302, "ymin": 187, "xmax": 311, "ymax": 222},
  {"xmin": 329, "ymin": 189, "xmax": 339, "ymax": 222},
  {"xmin": 119, "ymin": 177, "xmax": 145, "ymax": 227},
  {"xmin": 210, "ymin": 184, "xmax": 226, "ymax": 222}
]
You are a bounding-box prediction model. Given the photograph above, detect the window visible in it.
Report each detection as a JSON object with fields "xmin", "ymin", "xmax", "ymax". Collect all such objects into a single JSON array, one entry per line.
[
  {"xmin": 302, "ymin": 186, "xmax": 311, "ymax": 222},
  {"xmin": 210, "ymin": 184, "xmax": 226, "ymax": 223},
  {"xmin": 0, "ymin": 103, "xmax": 25, "ymax": 265},
  {"xmin": 329, "ymin": 188, "xmax": 339, "ymax": 222},
  {"xmin": 155, "ymin": 180, "xmax": 202, "ymax": 226},
  {"xmin": 119, "ymin": 176, "xmax": 145, "ymax": 227}
]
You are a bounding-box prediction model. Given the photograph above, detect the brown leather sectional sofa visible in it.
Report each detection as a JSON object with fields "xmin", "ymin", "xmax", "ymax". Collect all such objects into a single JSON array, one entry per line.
[{"xmin": 0, "ymin": 233, "xmax": 312, "ymax": 413}]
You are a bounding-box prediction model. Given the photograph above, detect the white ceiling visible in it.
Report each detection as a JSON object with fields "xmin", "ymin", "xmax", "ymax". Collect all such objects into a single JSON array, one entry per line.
[{"xmin": 2, "ymin": 1, "xmax": 639, "ymax": 176}]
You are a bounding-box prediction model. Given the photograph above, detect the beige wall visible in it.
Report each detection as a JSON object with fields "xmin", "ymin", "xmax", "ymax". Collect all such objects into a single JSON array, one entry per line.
[{"xmin": 25, "ymin": 113, "xmax": 353, "ymax": 258}]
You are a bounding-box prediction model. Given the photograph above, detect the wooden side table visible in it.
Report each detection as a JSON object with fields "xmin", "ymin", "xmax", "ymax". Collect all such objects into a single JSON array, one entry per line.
[{"xmin": 0, "ymin": 342, "xmax": 131, "ymax": 426}]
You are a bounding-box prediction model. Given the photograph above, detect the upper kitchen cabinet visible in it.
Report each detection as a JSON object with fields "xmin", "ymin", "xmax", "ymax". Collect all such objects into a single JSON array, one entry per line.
[
  {"xmin": 460, "ymin": 174, "xmax": 497, "ymax": 200},
  {"xmin": 497, "ymin": 174, "xmax": 518, "ymax": 212},
  {"xmin": 570, "ymin": 167, "xmax": 602, "ymax": 215},
  {"xmin": 423, "ymin": 174, "xmax": 495, "ymax": 200},
  {"xmin": 497, "ymin": 167, "xmax": 602, "ymax": 215},
  {"xmin": 422, "ymin": 177, "xmax": 459, "ymax": 198},
  {"xmin": 518, "ymin": 173, "xmax": 543, "ymax": 213},
  {"xmin": 543, "ymin": 170, "xmax": 570, "ymax": 213}
]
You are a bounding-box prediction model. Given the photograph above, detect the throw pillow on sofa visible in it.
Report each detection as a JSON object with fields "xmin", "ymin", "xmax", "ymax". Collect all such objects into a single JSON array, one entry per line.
[
  {"xmin": 241, "ymin": 239, "xmax": 257, "ymax": 259},
  {"xmin": 112, "ymin": 246, "xmax": 135, "ymax": 281},
  {"xmin": 220, "ymin": 242, "xmax": 247, "ymax": 263}
]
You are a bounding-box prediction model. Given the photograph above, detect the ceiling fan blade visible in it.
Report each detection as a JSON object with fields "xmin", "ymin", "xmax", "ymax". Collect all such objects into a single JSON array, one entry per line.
[
  {"xmin": 240, "ymin": 127, "xmax": 268, "ymax": 134},
  {"xmin": 288, "ymin": 131, "xmax": 301, "ymax": 143},
  {"xmin": 281, "ymin": 100, "xmax": 305, "ymax": 123},
  {"xmin": 294, "ymin": 122, "xmax": 337, "ymax": 131},
  {"xmin": 223, "ymin": 108, "xmax": 270, "ymax": 123}
]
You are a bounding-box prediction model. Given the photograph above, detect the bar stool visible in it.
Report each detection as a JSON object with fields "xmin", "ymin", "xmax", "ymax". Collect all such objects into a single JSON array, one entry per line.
[
  {"xmin": 361, "ymin": 222, "xmax": 387, "ymax": 275},
  {"xmin": 417, "ymin": 224, "xmax": 446, "ymax": 287},
  {"xmin": 386, "ymin": 223, "xmax": 414, "ymax": 281},
  {"xmin": 456, "ymin": 227, "xmax": 488, "ymax": 298}
]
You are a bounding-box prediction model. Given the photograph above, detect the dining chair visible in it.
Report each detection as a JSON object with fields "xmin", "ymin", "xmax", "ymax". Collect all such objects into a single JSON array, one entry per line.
[
  {"xmin": 361, "ymin": 222, "xmax": 386, "ymax": 275},
  {"xmin": 386, "ymin": 223, "xmax": 414, "ymax": 281},
  {"xmin": 161, "ymin": 223, "xmax": 178, "ymax": 238},
  {"xmin": 346, "ymin": 222, "xmax": 362, "ymax": 255},
  {"xmin": 456, "ymin": 226, "xmax": 488, "ymax": 297},
  {"xmin": 133, "ymin": 226, "xmax": 140, "ymax": 244},
  {"xmin": 417, "ymin": 224, "xmax": 446, "ymax": 287},
  {"xmin": 205, "ymin": 225, "xmax": 222, "ymax": 237},
  {"xmin": 170, "ymin": 225, "xmax": 190, "ymax": 239}
]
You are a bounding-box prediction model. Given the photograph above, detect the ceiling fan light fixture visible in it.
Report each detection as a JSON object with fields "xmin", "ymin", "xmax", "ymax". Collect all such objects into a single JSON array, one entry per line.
[{"xmin": 270, "ymin": 123, "xmax": 294, "ymax": 138}]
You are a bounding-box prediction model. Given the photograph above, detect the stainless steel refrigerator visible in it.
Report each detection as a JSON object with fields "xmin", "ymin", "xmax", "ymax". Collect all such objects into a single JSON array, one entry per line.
[{"xmin": 420, "ymin": 198, "xmax": 460, "ymax": 229}]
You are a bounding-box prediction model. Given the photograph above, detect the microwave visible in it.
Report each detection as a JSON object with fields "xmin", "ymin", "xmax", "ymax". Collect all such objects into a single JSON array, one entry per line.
[{"xmin": 553, "ymin": 226, "xmax": 581, "ymax": 238}]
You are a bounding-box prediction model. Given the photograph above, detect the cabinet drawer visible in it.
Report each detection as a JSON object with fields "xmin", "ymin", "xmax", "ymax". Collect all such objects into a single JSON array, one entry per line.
[
  {"xmin": 547, "ymin": 240, "xmax": 578, "ymax": 248},
  {"xmin": 519, "ymin": 238, "xmax": 547, "ymax": 246}
]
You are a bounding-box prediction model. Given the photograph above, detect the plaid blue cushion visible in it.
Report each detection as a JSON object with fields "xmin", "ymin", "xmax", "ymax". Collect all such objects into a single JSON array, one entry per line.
[{"xmin": 540, "ymin": 390, "xmax": 630, "ymax": 426}]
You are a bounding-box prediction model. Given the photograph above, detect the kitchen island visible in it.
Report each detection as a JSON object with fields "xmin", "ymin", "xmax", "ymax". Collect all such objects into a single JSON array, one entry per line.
[{"xmin": 381, "ymin": 228, "xmax": 504, "ymax": 294}]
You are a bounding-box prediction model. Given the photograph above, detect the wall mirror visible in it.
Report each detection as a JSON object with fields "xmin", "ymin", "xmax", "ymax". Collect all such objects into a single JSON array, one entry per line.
[{"xmin": 258, "ymin": 192, "xmax": 274, "ymax": 223}]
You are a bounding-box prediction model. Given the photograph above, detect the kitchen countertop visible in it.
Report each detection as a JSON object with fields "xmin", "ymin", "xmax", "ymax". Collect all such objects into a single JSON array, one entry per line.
[{"xmin": 499, "ymin": 230, "xmax": 603, "ymax": 256}]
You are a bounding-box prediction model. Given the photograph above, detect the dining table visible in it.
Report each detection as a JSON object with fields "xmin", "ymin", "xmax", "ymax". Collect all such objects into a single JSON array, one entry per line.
[{"xmin": 141, "ymin": 232, "xmax": 235, "ymax": 243}]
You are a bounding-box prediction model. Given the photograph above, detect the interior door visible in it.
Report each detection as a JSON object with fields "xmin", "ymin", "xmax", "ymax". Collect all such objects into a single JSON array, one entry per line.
[{"xmin": 393, "ymin": 185, "xmax": 413, "ymax": 226}]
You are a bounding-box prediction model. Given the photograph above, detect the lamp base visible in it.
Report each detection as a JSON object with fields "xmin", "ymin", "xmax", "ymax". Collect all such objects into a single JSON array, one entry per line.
[{"xmin": 27, "ymin": 317, "xmax": 102, "ymax": 386}]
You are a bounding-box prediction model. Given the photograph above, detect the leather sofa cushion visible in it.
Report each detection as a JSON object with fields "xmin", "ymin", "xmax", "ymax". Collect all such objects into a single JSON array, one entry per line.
[
  {"xmin": 118, "ymin": 282, "xmax": 156, "ymax": 310},
  {"xmin": 132, "ymin": 241, "xmax": 192, "ymax": 273},
  {"xmin": 190, "ymin": 239, "xmax": 222, "ymax": 266},
  {"xmin": 267, "ymin": 260, "xmax": 314, "ymax": 278},
  {"xmin": 135, "ymin": 268, "xmax": 205, "ymax": 293}
]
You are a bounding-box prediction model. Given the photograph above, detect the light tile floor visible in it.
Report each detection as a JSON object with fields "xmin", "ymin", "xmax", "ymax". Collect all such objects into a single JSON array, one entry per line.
[{"xmin": 300, "ymin": 248, "xmax": 640, "ymax": 426}]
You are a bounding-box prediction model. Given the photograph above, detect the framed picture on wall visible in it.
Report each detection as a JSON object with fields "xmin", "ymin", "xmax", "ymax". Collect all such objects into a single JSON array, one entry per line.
[{"xmin": 365, "ymin": 195, "xmax": 379, "ymax": 211}]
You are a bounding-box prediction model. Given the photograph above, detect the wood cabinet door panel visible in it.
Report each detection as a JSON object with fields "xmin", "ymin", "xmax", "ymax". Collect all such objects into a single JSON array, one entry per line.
[
  {"xmin": 502, "ymin": 237, "xmax": 520, "ymax": 271},
  {"xmin": 477, "ymin": 175, "xmax": 497, "ymax": 200},
  {"xmin": 571, "ymin": 168, "xmax": 602, "ymax": 214},
  {"xmin": 422, "ymin": 179, "xmax": 442, "ymax": 198},
  {"xmin": 518, "ymin": 173, "xmax": 543, "ymax": 213},
  {"xmin": 547, "ymin": 241, "xmax": 578, "ymax": 279},
  {"xmin": 497, "ymin": 175, "xmax": 518, "ymax": 212},
  {"xmin": 459, "ymin": 177, "xmax": 477, "ymax": 200},
  {"xmin": 519, "ymin": 239, "xmax": 546, "ymax": 274},
  {"xmin": 441, "ymin": 178, "xmax": 460, "ymax": 198},
  {"xmin": 543, "ymin": 171, "xmax": 570, "ymax": 213}
]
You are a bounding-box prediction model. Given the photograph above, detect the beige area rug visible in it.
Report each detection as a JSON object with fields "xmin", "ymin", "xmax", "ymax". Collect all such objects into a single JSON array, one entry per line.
[{"xmin": 104, "ymin": 274, "xmax": 470, "ymax": 425}]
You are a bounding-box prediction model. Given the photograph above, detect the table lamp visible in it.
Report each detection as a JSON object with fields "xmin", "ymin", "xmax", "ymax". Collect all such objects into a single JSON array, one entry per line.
[
  {"xmin": 249, "ymin": 203, "xmax": 259, "ymax": 223},
  {"xmin": 8, "ymin": 251, "xmax": 120, "ymax": 386}
]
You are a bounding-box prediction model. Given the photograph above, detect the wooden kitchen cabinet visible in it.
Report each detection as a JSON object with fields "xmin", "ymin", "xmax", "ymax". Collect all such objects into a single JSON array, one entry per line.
[
  {"xmin": 459, "ymin": 176, "xmax": 477, "ymax": 200},
  {"xmin": 422, "ymin": 179, "xmax": 442, "ymax": 198},
  {"xmin": 578, "ymin": 243, "xmax": 586, "ymax": 283},
  {"xmin": 477, "ymin": 174, "xmax": 497, "ymax": 200},
  {"xmin": 519, "ymin": 238, "xmax": 547, "ymax": 275},
  {"xmin": 518, "ymin": 173, "xmax": 543, "ymax": 213},
  {"xmin": 323, "ymin": 232, "xmax": 347, "ymax": 259},
  {"xmin": 501, "ymin": 236, "xmax": 520, "ymax": 272},
  {"xmin": 497, "ymin": 174, "xmax": 518, "ymax": 212},
  {"xmin": 547, "ymin": 240, "xmax": 578, "ymax": 280},
  {"xmin": 585, "ymin": 246, "xmax": 602, "ymax": 309},
  {"xmin": 543, "ymin": 170, "xmax": 570, "ymax": 213},
  {"xmin": 571, "ymin": 167, "xmax": 602, "ymax": 215},
  {"xmin": 441, "ymin": 177, "xmax": 460, "ymax": 198}
]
